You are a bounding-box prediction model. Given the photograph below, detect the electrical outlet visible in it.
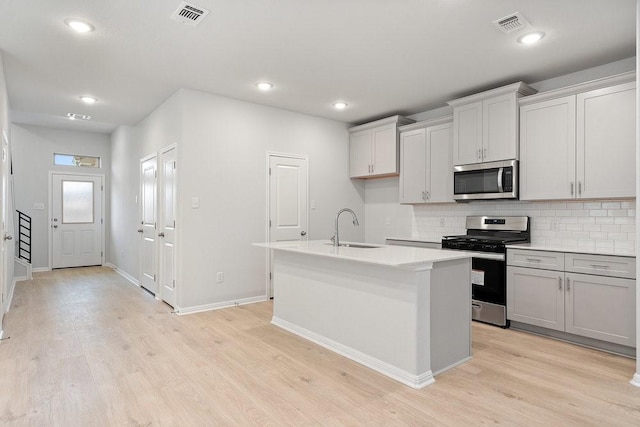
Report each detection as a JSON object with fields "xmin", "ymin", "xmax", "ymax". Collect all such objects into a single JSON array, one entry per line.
[
  {"xmin": 216, "ymin": 272, "xmax": 224, "ymax": 283},
  {"xmin": 385, "ymin": 217, "xmax": 391, "ymax": 225},
  {"xmin": 440, "ymin": 218, "xmax": 445, "ymax": 227}
]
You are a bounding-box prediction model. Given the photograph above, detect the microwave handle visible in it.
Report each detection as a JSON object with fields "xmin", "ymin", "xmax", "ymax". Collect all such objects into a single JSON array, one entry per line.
[{"xmin": 497, "ymin": 167, "xmax": 504, "ymax": 192}]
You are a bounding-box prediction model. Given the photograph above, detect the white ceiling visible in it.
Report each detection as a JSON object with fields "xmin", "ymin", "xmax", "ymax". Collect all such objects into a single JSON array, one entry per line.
[{"xmin": 0, "ymin": 0, "xmax": 636, "ymax": 134}]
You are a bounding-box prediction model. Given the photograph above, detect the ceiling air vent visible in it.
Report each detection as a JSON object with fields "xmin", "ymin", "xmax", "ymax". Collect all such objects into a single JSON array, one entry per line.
[
  {"xmin": 170, "ymin": 1, "xmax": 210, "ymax": 27},
  {"xmin": 493, "ymin": 12, "xmax": 530, "ymax": 34}
]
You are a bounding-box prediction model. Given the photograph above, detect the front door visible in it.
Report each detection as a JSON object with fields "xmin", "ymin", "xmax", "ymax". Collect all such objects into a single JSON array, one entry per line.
[
  {"xmin": 51, "ymin": 173, "xmax": 103, "ymax": 269},
  {"xmin": 268, "ymin": 154, "xmax": 308, "ymax": 297},
  {"xmin": 139, "ymin": 155, "xmax": 158, "ymax": 294},
  {"xmin": 159, "ymin": 146, "xmax": 177, "ymax": 307}
]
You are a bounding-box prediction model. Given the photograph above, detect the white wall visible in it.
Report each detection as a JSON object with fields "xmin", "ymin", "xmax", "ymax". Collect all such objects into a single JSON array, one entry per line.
[
  {"xmin": 108, "ymin": 91, "xmax": 183, "ymax": 277},
  {"xmin": 365, "ymin": 59, "xmax": 638, "ymax": 248},
  {"xmin": 11, "ymin": 124, "xmax": 111, "ymax": 269},
  {"xmin": 0, "ymin": 51, "xmax": 15, "ymax": 323},
  {"xmin": 109, "ymin": 88, "xmax": 364, "ymax": 311}
]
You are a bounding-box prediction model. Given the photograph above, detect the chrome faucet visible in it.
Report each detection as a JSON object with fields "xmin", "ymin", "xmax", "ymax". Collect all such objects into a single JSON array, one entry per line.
[{"xmin": 334, "ymin": 208, "xmax": 359, "ymax": 247}]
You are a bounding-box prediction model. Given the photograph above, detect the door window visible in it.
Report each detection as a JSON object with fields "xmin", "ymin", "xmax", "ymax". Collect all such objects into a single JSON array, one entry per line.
[{"xmin": 62, "ymin": 180, "xmax": 94, "ymax": 224}]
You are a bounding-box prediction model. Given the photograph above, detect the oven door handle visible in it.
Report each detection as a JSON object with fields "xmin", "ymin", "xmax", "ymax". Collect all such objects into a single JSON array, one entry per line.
[{"xmin": 497, "ymin": 167, "xmax": 504, "ymax": 193}]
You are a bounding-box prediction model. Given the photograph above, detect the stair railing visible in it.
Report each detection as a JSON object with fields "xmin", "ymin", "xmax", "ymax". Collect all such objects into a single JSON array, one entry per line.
[{"xmin": 17, "ymin": 210, "xmax": 31, "ymax": 264}]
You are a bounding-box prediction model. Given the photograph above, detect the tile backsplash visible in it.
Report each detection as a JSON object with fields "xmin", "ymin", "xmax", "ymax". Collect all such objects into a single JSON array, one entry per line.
[{"xmin": 412, "ymin": 200, "xmax": 636, "ymax": 253}]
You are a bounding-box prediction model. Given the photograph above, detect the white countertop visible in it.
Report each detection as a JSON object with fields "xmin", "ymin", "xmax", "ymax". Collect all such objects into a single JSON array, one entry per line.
[
  {"xmin": 254, "ymin": 240, "xmax": 475, "ymax": 269},
  {"xmin": 506, "ymin": 243, "xmax": 636, "ymax": 258}
]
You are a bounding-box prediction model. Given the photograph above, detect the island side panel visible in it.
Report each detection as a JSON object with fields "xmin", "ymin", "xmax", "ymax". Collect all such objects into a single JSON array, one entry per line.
[
  {"xmin": 429, "ymin": 258, "xmax": 472, "ymax": 374},
  {"xmin": 271, "ymin": 250, "xmax": 430, "ymax": 379}
]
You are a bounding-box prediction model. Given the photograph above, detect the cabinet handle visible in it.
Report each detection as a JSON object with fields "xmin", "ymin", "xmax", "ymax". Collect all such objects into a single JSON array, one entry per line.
[
  {"xmin": 558, "ymin": 277, "xmax": 562, "ymax": 291},
  {"xmin": 566, "ymin": 277, "xmax": 571, "ymax": 292},
  {"xmin": 526, "ymin": 258, "xmax": 542, "ymax": 262},
  {"xmin": 425, "ymin": 191, "xmax": 430, "ymax": 200},
  {"xmin": 371, "ymin": 164, "xmax": 374, "ymax": 173},
  {"xmin": 570, "ymin": 182, "xmax": 574, "ymax": 195},
  {"xmin": 578, "ymin": 181, "xmax": 582, "ymax": 195},
  {"xmin": 483, "ymin": 148, "xmax": 487, "ymax": 159},
  {"xmin": 590, "ymin": 264, "xmax": 609, "ymax": 270},
  {"xmin": 478, "ymin": 148, "xmax": 482, "ymax": 160}
]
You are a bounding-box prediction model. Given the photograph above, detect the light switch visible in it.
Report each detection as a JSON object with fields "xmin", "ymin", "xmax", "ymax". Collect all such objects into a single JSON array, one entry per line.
[
  {"xmin": 33, "ymin": 203, "xmax": 44, "ymax": 210},
  {"xmin": 310, "ymin": 200, "xmax": 317, "ymax": 210},
  {"xmin": 191, "ymin": 197, "xmax": 200, "ymax": 209}
]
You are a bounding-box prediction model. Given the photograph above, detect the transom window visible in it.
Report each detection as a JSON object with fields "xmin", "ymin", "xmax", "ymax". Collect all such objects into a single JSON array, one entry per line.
[{"xmin": 54, "ymin": 153, "xmax": 100, "ymax": 168}]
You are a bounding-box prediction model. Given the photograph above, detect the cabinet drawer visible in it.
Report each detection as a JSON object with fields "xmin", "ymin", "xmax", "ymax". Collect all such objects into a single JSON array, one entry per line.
[
  {"xmin": 565, "ymin": 253, "xmax": 636, "ymax": 279},
  {"xmin": 507, "ymin": 249, "xmax": 564, "ymax": 271}
]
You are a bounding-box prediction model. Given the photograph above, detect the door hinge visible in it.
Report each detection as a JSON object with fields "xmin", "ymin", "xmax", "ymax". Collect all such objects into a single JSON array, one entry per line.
[
  {"xmin": 269, "ymin": 167, "xmax": 271, "ymax": 176},
  {"xmin": 173, "ymin": 161, "xmax": 176, "ymax": 170},
  {"xmin": 153, "ymin": 274, "xmax": 156, "ymax": 281},
  {"xmin": 101, "ymin": 251, "xmax": 103, "ymax": 257},
  {"xmin": 269, "ymin": 219, "xmax": 272, "ymax": 227},
  {"xmin": 154, "ymin": 171, "xmax": 157, "ymax": 178},
  {"xmin": 101, "ymin": 218, "xmax": 103, "ymax": 224},
  {"xmin": 269, "ymin": 272, "xmax": 272, "ymax": 280},
  {"xmin": 173, "ymin": 220, "xmax": 176, "ymax": 228}
]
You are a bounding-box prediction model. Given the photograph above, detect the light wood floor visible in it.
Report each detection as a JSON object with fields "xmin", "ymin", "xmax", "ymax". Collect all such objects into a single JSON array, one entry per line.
[{"xmin": 1, "ymin": 267, "xmax": 639, "ymax": 426}]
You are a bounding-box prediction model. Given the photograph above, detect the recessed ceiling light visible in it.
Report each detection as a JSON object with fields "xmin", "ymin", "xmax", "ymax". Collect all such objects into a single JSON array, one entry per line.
[
  {"xmin": 518, "ymin": 31, "xmax": 545, "ymax": 45},
  {"xmin": 65, "ymin": 18, "xmax": 95, "ymax": 33},
  {"xmin": 333, "ymin": 101, "xmax": 348, "ymax": 110},
  {"xmin": 80, "ymin": 96, "xmax": 97, "ymax": 104},
  {"xmin": 67, "ymin": 113, "xmax": 91, "ymax": 121},
  {"xmin": 256, "ymin": 82, "xmax": 274, "ymax": 91}
]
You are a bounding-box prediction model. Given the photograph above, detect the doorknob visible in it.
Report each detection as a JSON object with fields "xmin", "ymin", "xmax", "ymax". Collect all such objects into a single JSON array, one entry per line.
[
  {"xmin": 52, "ymin": 225, "xmax": 58, "ymax": 229},
  {"xmin": 158, "ymin": 232, "xmax": 165, "ymax": 237},
  {"xmin": 300, "ymin": 231, "xmax": 307, "ymax": 236},
  {"xmin": 4, "ymin": 234, "xmax": 12, "ymax": 241},
  {"xmin": 137, "ymin": 229, "xmax": 143, "ymax": 233}
]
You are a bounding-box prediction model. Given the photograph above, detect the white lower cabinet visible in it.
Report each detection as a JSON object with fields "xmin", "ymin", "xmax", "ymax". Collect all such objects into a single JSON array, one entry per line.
[
  {"xmin": 507, "ymin": 266, "xmax": 565, "ymax": 331},
  {"xmin": 507, "ymin": 249, "xmax": 636, "ymax": 348},
  {"xmin": 564, "ymin": 273, "xmax": 635, "ymax": 346}
]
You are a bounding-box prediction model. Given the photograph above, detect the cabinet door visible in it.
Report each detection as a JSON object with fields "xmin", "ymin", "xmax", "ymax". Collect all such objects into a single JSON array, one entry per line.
[
  {"xmin": 453, "ymin": 102, "xmax": 482, "ymax": 165},
  {"xmin": 483, "ymin": 93, "xmax": 517, "ymax": 162},
  {"xmin": 565, "ymin": 273, "xmax": 635, "ymax": 347},
  {"xmin": 371, "ymin": 124, "xmax": 398, "ymax": 176},
  {"xmin": 426, "ymin": 122, "xmax": 453, "ymax": 203},
  {"xmin": 519, "ymin": 96, "xmax": 576, "ymax": 200},
  {"xmin": 349, "ymin": 130, "xmax": 372, "ymax": 178},
  {"xmin": 576, "ymin": 82, "xmax": 636, "ymax": 199},
  {"xmin": 399, "ymin": 129, "xmax": 427, "ymax": 204},
  {"xmin": 507, "ymin": 266, "xmax": 565, "ymax": 331}
]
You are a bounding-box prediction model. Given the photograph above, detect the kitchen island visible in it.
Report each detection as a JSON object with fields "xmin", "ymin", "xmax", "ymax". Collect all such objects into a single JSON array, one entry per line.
[{"xmin": 254, "ymin": 240, "xmax": 474, "ymax": 389}]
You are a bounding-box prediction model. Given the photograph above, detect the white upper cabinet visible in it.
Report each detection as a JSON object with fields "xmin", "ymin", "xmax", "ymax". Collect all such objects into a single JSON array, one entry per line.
[
  {"xmin": 577, "ymin": 82, "xmax": 636, "ymax": 199},
  {"xmin": 520, "ymin": 95, "xmax": 577, "ymax": 200},
  {"xmin": 349, "ymin": 115, "xmax": 414, "ymax": 178},
  {"xmin": 448, "ymin": 82, "xmax": 536, "ymax": 166},
  {"xmin": 399, "ymin": 118, "xmax": 453, "ymax": 204},
  {"xmin": 520, "ymin": 73, "xmax": 636, "ymax": 201}
]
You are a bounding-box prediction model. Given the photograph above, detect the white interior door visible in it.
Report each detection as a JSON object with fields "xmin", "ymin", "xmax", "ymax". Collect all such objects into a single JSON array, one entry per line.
[
  {"xmin": 268, "ymin": 154, "xmax": 308, "ymax": 297},
  {"xmin": 159, "ymin": 146, "xmax": 177, "ymax": 307},
  {"xmin": 51, "ymin": 173, "xmax": 103, "ymax": 269},
  {"xmin": 140, "ymin": 155, "xmax": 158, "ymax": 294},
  {"xmin": 0, "ymin": 129, "xmax": 9, "ymax": 317}
]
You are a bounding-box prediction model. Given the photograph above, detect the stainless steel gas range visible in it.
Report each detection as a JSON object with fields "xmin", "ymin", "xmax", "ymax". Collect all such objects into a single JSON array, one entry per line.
[{"xmin": 442, "ymin": 216, "xmax": 530, "ymax": 328}]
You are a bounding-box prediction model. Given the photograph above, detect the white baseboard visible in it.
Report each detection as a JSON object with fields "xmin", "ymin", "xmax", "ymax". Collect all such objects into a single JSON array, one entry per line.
[
  {"xmin": 631, "ymin": 373, "xmax": 640, "ymax": 387},
  {"xmin": 32, "ymin": 267, "xmax": 50, "ymax": 273},
  {"xmin": 105, "ymin": 263, "xmax": 140, "ymax": 287},
  {"xmin": 177, "ymin": 295, "xmax": 268, "ymax": 315},
  {"xmin": 271, "ymin": 316, "xmax": 435, "ymax": 389}
]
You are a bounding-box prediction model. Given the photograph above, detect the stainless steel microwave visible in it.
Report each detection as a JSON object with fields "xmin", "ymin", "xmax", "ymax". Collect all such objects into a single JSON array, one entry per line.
[{"xmin": 453, "ymin": 159, "xmax": 518, "ymax": 201}]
